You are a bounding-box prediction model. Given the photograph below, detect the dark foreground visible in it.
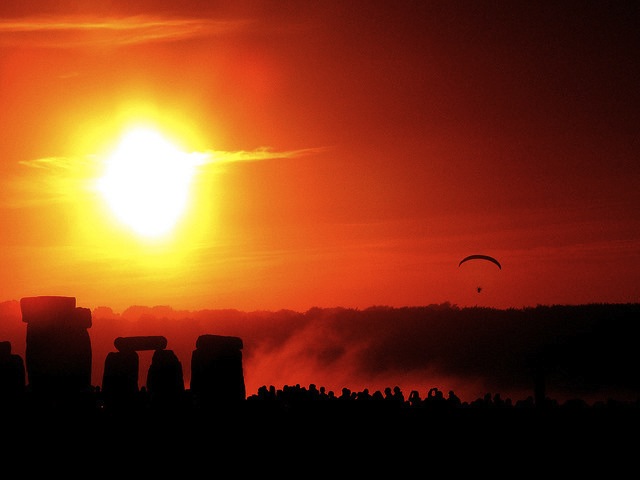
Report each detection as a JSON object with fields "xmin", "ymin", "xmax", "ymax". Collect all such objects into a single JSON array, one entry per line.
[{"xmin": 2, "ymin": 394, "xmax": 638, "ymax": 476}]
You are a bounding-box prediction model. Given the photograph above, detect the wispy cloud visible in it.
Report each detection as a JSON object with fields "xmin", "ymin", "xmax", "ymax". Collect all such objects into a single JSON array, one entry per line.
[
  {"xmin": 18, "ymin": 155, "xmax": 94, "ymax": 171},
  {"xmin": 3, "ymin": 146, "xmax": 326, "ymax": 207},
  {"xmin": 0, "ymin": 16, "xmax": 250, "ymax": 48},
  {"xmin": 201, "ymin": 146, "xmax": 328, "ymax": 165},
  {"xmin": 2, "ymin": 155, "xmax": 98, "ymax": 207}
]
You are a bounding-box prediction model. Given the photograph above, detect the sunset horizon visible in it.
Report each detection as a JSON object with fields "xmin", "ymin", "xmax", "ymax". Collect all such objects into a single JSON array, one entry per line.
[
  {"xmin": 1, "ymin": 1, "xmax": 639, "ymax": 444},
  {"xmin": 1, "ymin": 1, "xmax": 637, "ymax": 315}
]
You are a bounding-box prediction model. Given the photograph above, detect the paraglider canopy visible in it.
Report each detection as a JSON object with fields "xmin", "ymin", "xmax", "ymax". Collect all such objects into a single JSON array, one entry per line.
[{"xmin": 458, "ymin": 254, "xmax": 501, "ymax": 270}]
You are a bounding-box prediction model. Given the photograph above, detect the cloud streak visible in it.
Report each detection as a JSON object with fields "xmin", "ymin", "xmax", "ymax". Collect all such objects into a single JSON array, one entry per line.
[
  {"xmin": 2, "ymin": 146, "xmax": 325, "ymax": 207},
  {"xmin": 202, "ymin": 146, "xmax": 328, "ymax": 165},
  {"xmin": 0, "ymin": 15, "xmax": 250, "ymax": 48}
]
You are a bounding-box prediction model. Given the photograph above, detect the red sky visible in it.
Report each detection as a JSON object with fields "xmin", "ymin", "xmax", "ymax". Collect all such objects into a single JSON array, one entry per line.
[{"xmin": 1, "ymin": 1, "xmax": 638, "ymax": 314}]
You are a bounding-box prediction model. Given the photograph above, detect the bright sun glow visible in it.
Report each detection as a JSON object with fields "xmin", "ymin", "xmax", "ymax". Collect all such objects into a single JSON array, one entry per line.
[{"xmin": 97, "ymin": 127, "xmax": 197, "ymax": 238}]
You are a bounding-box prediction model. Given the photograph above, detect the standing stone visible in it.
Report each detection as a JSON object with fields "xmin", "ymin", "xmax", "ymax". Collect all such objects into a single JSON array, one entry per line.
[
  {"xmin": 146, "ymin": 349, "xmax": 184, "ymax": 409},
  {"xmin": 20, "ymin": 296, "xmax": 92, "ymax": 398},
  {"xmin": 102, "ymin": 335, "xmax": 170, "ymax": 411},
  {"xmin": 190, "ymin": 334, "xmax": 245, "ymax": 406},
  {"xmin": 102, "ymin": 350, "xmax": 140, "ymax": 410},
  {"xmin": 0, "ymin": 341, "xmax": 25, "ymax": 405}
]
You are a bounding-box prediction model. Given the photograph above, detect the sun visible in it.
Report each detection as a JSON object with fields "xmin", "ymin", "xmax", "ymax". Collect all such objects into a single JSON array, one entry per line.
[{"xmin": 97, "ymin": 127, "xmax": 197, "ymax": 238}]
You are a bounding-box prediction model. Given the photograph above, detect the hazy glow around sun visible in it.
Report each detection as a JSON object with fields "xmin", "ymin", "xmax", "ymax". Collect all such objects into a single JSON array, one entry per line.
[{"xmin": 97, "ymin": 127, "xmax": 197, "ymax": 238}]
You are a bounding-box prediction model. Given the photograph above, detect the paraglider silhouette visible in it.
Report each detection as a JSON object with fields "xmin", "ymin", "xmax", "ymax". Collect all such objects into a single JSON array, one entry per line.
[{"xmin": 458, "ymin": 255, "xmax": 502, "ymax": 294}]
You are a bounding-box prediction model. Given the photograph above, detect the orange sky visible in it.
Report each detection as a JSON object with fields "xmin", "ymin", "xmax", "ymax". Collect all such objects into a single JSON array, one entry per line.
[{"xmin": 1, "ymin": 1, "xmax": 638, "ymax": 314}]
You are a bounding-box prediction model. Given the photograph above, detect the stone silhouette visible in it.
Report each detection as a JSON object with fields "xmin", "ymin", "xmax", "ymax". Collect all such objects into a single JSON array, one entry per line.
[
  {"xmin": 114, "ymin": 335, "xmax": 167, "ymax": 352},
  {"xmin": 14, "ymin": 295, "xmax": 247, "ymax": 414},
  {"xmin": 190, "ymin": 334, "xmax": 246, "ymax": 406},
  {"xmin": 20, "ymin": 296, "xmax": 92, "ymax": 400},
  {"xmin": 102, "ymin": 335, "xmax": 184, "ymax": 410},
  {"xmin": 147, "ymin": 348, "xmax": 185, "ymax": 409},
  {"xmin": 102, "ymin": 349, "xmax": 140, "ymax": 410},
  {"xmin": 0, "ymin": 340, "xmax": 26, "ymax": 405}
]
